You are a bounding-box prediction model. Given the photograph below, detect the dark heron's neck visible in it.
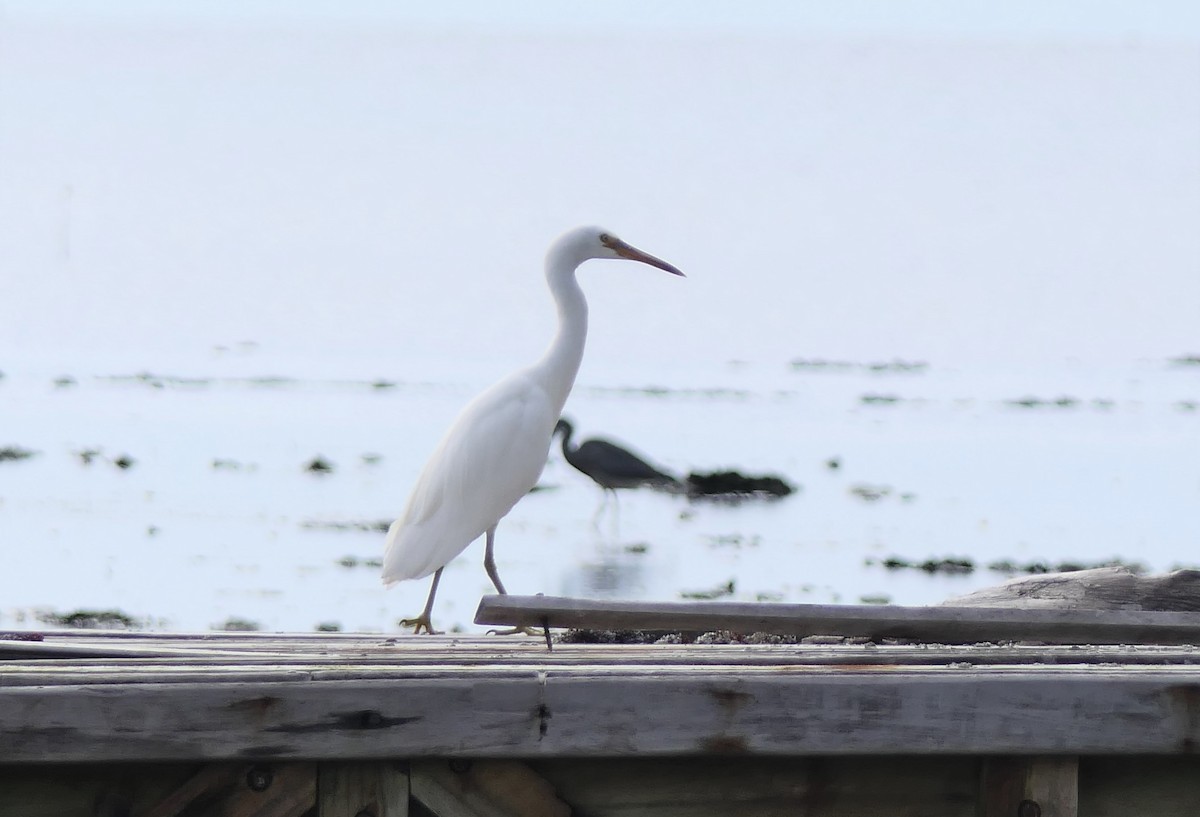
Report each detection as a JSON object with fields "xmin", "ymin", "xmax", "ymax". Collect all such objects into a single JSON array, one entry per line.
[{"xmin": 555, "ymin": 421, "xmax": 575, "ymax": 457}]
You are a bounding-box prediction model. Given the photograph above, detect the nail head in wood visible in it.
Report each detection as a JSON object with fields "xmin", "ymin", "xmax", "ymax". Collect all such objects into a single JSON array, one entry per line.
[
  {"xmin": 245, "ymin": 766, "xmax": 273, "ymax": 792},
  {"xmin": 1017, "ymin": 799, "xmax": 1041, "ymax": 817}
]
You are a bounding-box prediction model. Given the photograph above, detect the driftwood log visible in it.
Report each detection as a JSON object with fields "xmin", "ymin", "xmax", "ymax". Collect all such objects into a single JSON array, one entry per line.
[{"xmin": 943, "ymin": 567, "xmax": 1200, "ymax": 612}]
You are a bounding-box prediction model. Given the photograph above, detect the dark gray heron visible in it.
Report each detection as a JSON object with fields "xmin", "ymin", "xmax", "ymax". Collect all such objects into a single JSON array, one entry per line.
[{"xmin": 552, "ymin": 418, "xmax": 681, "ymax": 510}]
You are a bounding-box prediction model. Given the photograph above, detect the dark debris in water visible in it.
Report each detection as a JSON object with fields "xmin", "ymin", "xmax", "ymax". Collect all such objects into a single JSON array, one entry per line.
[
  {"xmin": 686, "ymin": 470, "xmax": 795, "ymax": 501},
  {"xmin": 871, "ymin": 555, "xmax": 1148, "ymax": 577},
  {"xmin": 849, "ymin": 483, "xmax": 891, "ymax": 503},
  {"xmin": 874, "ymin": 556, "xmax": 976, "ymax": 575},
  {"xmin": 987, "ymin": 557, "xmax": 1147, "ymax": 576},
  {"xmin": 1168, "ymin": 354, "xmax": 1200, "ymax": 367},
  {"xmin": 75, "ymin": 448, "xmax": 103, "ymax": 465},
  {"xmin": 1005, "ymin": 395, "xmax": 1081, "ymax": 409},
  {"xmin": 790, "ymin": 358, "xmax": 928, "ymax": 374},
  {"xmin": 303, "ymin": 519, "xmax": 391, "ymax": 534},
  {"xmin": 305, "ymin": 456, "xmax": 335, "ymax": 474},
  {"xmin": 335, "ymin": 555, "xmax": 385, "ymax": 569},
  {"xmin": 72, "ymin": 447, "xmax": 136, "ymax": 469},
  {"xmin": 680, "ymin": 579, "xmax": 736, "ymax": 600},
  {"xmin": 37, "ymin": 609, "xmax": 142, "ymax": 629},
  {"xmin": 0, "ymin": 445, "xmax": 37, "ymax": 462}
]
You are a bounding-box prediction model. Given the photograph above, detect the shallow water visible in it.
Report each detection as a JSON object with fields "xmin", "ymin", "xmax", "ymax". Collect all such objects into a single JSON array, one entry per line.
[{"xmin": 2, "ymin": 354, "xmax": 1196, "ymax": 633}]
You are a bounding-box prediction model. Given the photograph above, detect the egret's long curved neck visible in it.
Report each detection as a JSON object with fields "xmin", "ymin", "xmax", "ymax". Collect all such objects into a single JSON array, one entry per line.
[{"xmin": 535, "ymin": 247, "xmax": 589, "ymax": 412}]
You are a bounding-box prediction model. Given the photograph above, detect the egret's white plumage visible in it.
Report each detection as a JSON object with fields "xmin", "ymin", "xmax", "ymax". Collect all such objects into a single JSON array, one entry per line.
[{"xmin": 383, "ymin": 226, "xmax": 683, "ymax": 633}]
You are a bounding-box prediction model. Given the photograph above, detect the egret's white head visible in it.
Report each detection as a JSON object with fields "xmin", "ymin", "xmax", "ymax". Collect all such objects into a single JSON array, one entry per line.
[{"xmin": 551, "ymin": 226, "xmax": 684, "ymax": 277}]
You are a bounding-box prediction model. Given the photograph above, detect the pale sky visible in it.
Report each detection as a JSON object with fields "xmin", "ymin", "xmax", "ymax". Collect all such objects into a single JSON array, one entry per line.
[
  {"xmin": 7, "ymin": 1, "xmax": 1200, "ymax": 40},
  {"xmin": 1, "ymin": 2, "xmax": 1197, "ymax": 375}
]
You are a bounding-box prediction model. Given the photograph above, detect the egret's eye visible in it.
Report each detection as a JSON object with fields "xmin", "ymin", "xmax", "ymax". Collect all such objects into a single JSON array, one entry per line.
[{"xmin": 599, "ymin": 233, "xmax": 612, "ymax": 244}]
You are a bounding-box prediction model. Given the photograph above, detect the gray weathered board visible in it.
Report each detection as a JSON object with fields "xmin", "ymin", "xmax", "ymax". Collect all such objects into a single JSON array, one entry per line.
[
  {"xmin": 475, "ymin": 594, "xmax": 1200, "ymax": 644},
  {"xmin": 4, "ymin": 631, "xmax": 1200, "ymax": 763}
]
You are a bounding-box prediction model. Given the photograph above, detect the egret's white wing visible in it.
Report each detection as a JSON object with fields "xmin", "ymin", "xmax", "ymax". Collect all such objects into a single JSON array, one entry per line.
[{"xmin": 382, "ymin": 371, "xmax": 557, "ymax": 583}]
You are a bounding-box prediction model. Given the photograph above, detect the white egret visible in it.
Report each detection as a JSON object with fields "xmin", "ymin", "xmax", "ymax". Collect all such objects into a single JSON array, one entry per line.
[{"xmin": 383, "ymin": 226, "xmax": 684, "ymax": 633}]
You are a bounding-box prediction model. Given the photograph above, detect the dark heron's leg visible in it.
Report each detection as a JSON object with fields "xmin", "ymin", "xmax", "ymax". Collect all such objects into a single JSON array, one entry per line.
[
  {"xmin": 399, "ymin": 567, "xmax": 444, "ymax": 635},
  {"xmin": 591, "ymin": 488, "xmax": 610, "ymax": 530}
]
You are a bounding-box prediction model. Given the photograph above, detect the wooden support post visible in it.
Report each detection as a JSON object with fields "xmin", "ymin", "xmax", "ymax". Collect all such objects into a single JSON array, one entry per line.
[
  {"xmin": 980, "ymin": 757, "xmax": 1078, "ymax": 817},
  {"xmin": 411, "ymin": 760, "xmax": 571, "ymax": 817},
  {"xmin": 136, "ymin": 763, "xmax": 316, "ymax": 817},
  {"xmin": 318, "ymin": 762, "xmax": 409, "ymax": 817}
]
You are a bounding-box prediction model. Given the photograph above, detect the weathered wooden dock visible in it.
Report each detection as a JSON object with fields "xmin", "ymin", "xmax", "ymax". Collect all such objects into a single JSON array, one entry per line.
[{"xmin": 4, "ymin": 595, "xmax": 1200, "ymax": 816}]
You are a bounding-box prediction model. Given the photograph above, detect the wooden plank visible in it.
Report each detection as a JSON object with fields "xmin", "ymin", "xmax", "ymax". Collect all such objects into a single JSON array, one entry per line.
[
  {"xmin": 6, "ymin": 639, "xmax": 1200, "ymax": 678},
  {"xmin": 3, "ymin": 668, "xmax": 1200, "ymax": 762},
  {"xmin": 475, "ymin": 595, "xmax": 1200, "ymax": 645},
  {"xmin": 318, "ymin": 762, "xmax": 408, "ymax": 817},
  {"xmin": 947, "ymin": 567, "xmax": 1200, "ymax": 612},
  {"xmin": 1, "ymin": 757, "xmax": 1197, "ymax": 817},
  {"xmin": 1079, "ymin": 757, "xmax": 1200, "ymax": 817},
  {"xmin": 137, "ymin": 762, "xmax": 316, "ymax": 817},
  {"xmin": 411, "ymin": 761, "xmax": 570, "ymax": 817},
  {"xmin": 980, "ymin": 757, "xmax": 1077, "ymax": 817},
  {"xmin": 534, "ymin": 756, "xmax": 979, "ymax": 817}
]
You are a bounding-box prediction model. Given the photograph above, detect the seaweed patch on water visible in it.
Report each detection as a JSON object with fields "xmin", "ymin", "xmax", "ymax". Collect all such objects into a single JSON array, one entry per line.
[
  {"xmin": 72, "ymin": 447, "xmax": 135, "ymax": 469},
  {"xmin": 335, "ymin": 555, "xmax": 385, "ymax": 569},
  {"xmin": 587, "ymin": 384, "xmax": 753, "ymax": 401},
  {"xmin": 1168, "ymin": 354, "xmax": 1200, "ymax": 367},
  {"xmin": 871, "ymin": 555, "xmax": 1149, "ymax": 577},
  {"xmin": 686, "ymin": 470, "xmax": 795, "ymax": 501},
  {"xmin": 303, "ymin": 519, "xmax": 391, "ymax": 534},
  {"xmin": 790, "ymin": 358, "xmax": 928, "ymax": 374},
  {"xmin": 215, "ymin": 616, "xmax": 261, "ymax": 632},
  {"xmin": 986, "ymin": 557, "xmax": 1147, "ymax": 575},
  {"xmin": 0, "ymin": 445, "xmax": 37, "ymax": 462},
  {"xmin": 860, "ymin": 393, "xmax": 903, "ymax": 406},
  {"xmin": 305, "ymin": 456, "xmax": 335, "ymax": 474},
  {"xmin": 1004, "ymin": 395, "xmax": 1081, "ymax": 409},
  {"xmin": 213, "ymin": 458, "xmax": 256, "ymax": 471},
  {"xmin": 703, "ymin": 533, "xmax": 760, "ymax": 549},
  {"xmin": 680, "ymin": 579, "xmax": 736, "ymax": 600},
  {"xmin": 37, "ymin": 609, "xmax": 143, "ymax": 629},
  {"xmin": 870, "ymin": 556, "xmax": 976, "ymax": 575},
  {"xmin": 848, "ymin": 483, "xmax": 891, "ymax": 503},
  {"xmin": 99, "ymin": 372, "xmax": 214, "ymax": 390}
]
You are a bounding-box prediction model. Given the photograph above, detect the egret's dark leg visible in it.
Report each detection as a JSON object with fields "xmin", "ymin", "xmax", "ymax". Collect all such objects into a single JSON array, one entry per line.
[
  {"xmin": 483, "ymin": 524, "xmax": 507, "ymax": 594},
  {"xmin": 400, "ymin": 567, "xmax": 444, "ymax": 635},
  {"xmin": 482, "ymin": 524, "xmax": 538, "ymax": 638}
]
